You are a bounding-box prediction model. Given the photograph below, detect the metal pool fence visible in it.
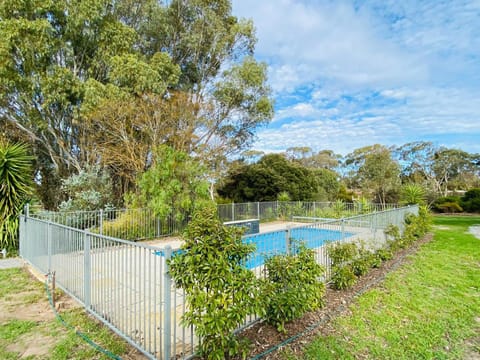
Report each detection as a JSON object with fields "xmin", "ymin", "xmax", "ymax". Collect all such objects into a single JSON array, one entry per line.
[
  {"xmin": 19, "ymin": 215, "xmax": 194, "ymax": 359},
  {"xmin": 31, "ymin": 207, "xmax": 186, "ymax": 241},
  {"xmin": 244, "ymin": 205, "xmax": 417, "ymax": 280},
  {"xmin": 31, "ymin": 201, "xmax": 398, "ymax": 241},
  {"xmin": 19, "ymin": 204, "xmax": 418, "ymax": 359},
  {"xmin": 217, "ymin": 201, "xmax": 399, "ymax": 222}
]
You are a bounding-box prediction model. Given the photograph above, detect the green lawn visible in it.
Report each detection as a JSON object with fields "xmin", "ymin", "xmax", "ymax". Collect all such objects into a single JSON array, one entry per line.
[
  {"xmin": 294, "ymin": 215, "xmax": 480, "ymax": 360},
  {"xmin": 0, "ymin": 267, "xmax": 136, "ymax": 359}
]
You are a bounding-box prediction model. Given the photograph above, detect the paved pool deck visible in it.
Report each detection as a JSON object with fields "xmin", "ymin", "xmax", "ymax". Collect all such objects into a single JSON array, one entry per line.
[{"xmin": 142, "ymin": 221, "xmax": 307, "ymax": 249}]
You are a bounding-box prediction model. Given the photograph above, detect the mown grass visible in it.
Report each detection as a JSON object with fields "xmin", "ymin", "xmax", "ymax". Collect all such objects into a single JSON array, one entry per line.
[
  {"xmin": 292, "ymin": 215, "xmax": 480, "ymax": 360},
  {"xmin": 0, "ymin": 267, "xmax": 133, "ymax": 359}
]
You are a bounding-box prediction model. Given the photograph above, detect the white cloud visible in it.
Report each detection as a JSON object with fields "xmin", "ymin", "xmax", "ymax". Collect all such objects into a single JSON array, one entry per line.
[
  {"xmin": 232, "ymin": 0, "xmax": 480, "ymax": 155},
  {"xmin": 234, "ymin": 0, "xmax": 426, "ymax": 92},
  {"xmin": 253, "ymin": 86, "xmax": 480, "ymax": 155}
]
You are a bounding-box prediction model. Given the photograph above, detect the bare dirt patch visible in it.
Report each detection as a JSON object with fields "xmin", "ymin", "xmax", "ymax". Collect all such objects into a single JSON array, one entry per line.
[
  {"xmin": 237, "ymin": 234, "xmax": 434, "ymax": 360},
  {"xmin": 0, "ymin": 298, "xmax": 54, "ymax": 323},
  {"xmin": 6, "ymin": 330, "xmax": 58, "ymax": 359}
]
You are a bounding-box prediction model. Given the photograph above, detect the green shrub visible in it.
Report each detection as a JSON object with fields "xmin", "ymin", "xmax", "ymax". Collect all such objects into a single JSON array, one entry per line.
[
  {"xmin": 313, "ymin": 207, "xmax": 336, "ymax": 219},
  {"xmin": 461, "ymin": 188, "xmax": 480, "ymax": 213},
  {"xmin": 354, "ymin": 197, "xmax": 372, "ymax": 214},
  {"xmin": 417, "ymin": 205, "xmax": 432, "ymax": 232},
  {"xmin": 327, "ymin": 242, "xmax": 359, "ymax": 290},
  {"xmin": 58, "ymin": 165, "xmax": 116, "ymax": 212},
  {"xmin": 101, "ymin": 210, "xmax": 159, "ymax": 240},
  {"xmin": 262, "ymin": 242, "xmax": 325, "ymax": 332},
  {"xmin": 402, "ymin": 206, "xmax": 431, "ymax": 244},
  {"xmin": 384, "ymin": 224, "xmax": 406, "ymax": 250},
  {"xmin": 278, "ymin": 201, "xmax": 304, "ymax": 220},
  {"xmin": 169, "ymin": 203, "xmax": 262, "ymax": 360},
  {"xmin": 331, "ymin": 265, "xmax": 357, "ymax": 290},
  {"xmin": 384, "ymin": 224, "xmax": 401, "ymax": 242},
  {"xmin": 436, "ymin": 202, "xmax": 463, "ymax": 213},
  {"xmin": 327, "ymin": 242, "xmax": 358, "ymax": 265},
  {"xmin": 352, "ymin": 254, "xmax": 373, "ymax": 276},
  {"xmin": 433, "ymin": 196, "xmax": 462, "ymax": 213},
  {"xmin": 400, "ymin": 183, "xmax": 426, "ymax": 205},
  {"xmin": 369, "ymin": 252, "xmax": 383, "ymax": 268},
  {"xmin": 375, "ymin": 248, "xmax": 393, "ymax": 262},
  {"xmin": 332, "ymin": 200, "xmax": 346, "ymax": 218},
  {"xmin": 262, "ymin": 207, "xmax": 276, "ymax": 222}
]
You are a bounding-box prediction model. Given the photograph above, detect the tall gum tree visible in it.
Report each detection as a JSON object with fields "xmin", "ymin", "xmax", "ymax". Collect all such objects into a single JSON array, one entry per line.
[
  {"xmin": 344, "ymin": 144, "xmax": 400, "ymax": 206},
  {"xmin": 0, "ymin": 0, "xmax": 273, "ymax": 207},
  {"xmin": 396, "ymin": 141, "xmax": 479, "ymax": 197}
]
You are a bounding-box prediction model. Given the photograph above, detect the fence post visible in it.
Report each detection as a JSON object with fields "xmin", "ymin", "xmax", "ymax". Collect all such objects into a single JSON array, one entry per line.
[
  {"xmin": 47, "ymin": 221, "xmax": 52, "ymax": 273},
  {"xmin": 99, "ymin": 209, "xmax": 103, "ymax": 235},
  {"xmin": 19, "ymin": 204, "xmax": 29, "ymax": 258},
  {"xmin": 341, "ymin": 219, "xmax": 345, "ymax": 241},
  {"xmin": 163, "ymin": 246, "xmax": 172, "ymax": 360},
  {"xmin": 84, "ymin": 230, "xmax": 91, "ymax": 309},
  {"xmin": 232, "ymin": 202, "xmax": 235, "ymax": 222},
  {"xmin": 257, "ymin": 202, "xmax": 260, "ymax": 220},
  {"xmin": 286, "ymin": 226, "xmax": 291, "ymax": 255}
]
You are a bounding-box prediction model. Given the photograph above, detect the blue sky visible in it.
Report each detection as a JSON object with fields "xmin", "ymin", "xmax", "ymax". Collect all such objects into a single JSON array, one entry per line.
[{"xmin": 231, "ymin": 0, "xmax": 480, "ymax": 156}]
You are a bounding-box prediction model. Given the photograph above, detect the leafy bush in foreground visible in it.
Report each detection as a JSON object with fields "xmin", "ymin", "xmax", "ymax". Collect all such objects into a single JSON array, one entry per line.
[
  {"xmin": 169, "ymin": 203, "xmax": 262, "ymax": 360},
  {"xmin": 262, "ymin": 242, "xmax": 325, "ymax": 332},
  {"xmin": 327, "ymin": 242, "xmax": 359, "ymax": 290}
]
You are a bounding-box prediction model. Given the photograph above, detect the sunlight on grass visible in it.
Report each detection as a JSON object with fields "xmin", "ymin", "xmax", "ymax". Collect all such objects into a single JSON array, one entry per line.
[{"xmin": 301, "ymin": 215, "xmax": 480, "ymax": 360}]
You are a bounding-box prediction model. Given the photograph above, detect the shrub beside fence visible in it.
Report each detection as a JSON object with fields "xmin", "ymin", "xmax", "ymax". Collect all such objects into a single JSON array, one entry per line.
[{"xmin": 20, "ymin": 203, "xmax": 418, "ymax": 359}]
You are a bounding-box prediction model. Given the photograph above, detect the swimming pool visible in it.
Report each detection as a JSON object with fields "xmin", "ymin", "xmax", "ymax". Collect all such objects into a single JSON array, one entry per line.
[
  {"xmin": 156, "ymin": 227, "xmax": 352, "ymax": 269},
  {"xmin": 243, "ymin": 227, "xmax": 352, "ymax": 269}
]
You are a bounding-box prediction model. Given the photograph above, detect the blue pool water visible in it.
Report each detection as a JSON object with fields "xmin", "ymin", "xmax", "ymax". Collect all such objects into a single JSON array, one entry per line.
[
  {"xmin": 156, "ymin": 227, "xmax": 352, "ymax": 269},
  {"xmin": 243, "ymin": 227, "xmax": 352, "ymax": 269}
]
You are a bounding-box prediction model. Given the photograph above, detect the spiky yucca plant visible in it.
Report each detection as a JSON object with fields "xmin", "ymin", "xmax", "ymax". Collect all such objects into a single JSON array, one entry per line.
[
  {"xmin": 0, "ymin": 140, "xmax": 33, "ymax": 251},
  {"xmin": 400, "ymin": 183, "xmax": 426, "ymax": 205}
]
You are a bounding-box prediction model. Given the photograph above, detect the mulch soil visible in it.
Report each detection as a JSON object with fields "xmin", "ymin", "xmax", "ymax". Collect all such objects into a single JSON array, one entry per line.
[{"xmin": 237, "ymin": 233, "xmax": 434, "ymax": 360}]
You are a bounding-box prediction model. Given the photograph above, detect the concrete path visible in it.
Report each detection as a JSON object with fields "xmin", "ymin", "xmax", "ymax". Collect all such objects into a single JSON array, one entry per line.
[
  {"xmin": 0, "ymin": 257, "xmax": 23, "ymax": 270},
  {"xmin": 469, "ymin": 226, "xmax": 480, "ymax": 239}
]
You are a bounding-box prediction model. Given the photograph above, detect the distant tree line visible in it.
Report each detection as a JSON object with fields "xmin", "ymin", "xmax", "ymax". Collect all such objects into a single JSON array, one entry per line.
[{"xmin": 217, "ymin": 142, "xmax": 480, "ymax": 210}]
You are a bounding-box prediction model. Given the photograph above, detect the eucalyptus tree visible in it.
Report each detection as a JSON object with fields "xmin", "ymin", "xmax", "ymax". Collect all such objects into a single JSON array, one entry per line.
[
  {"xmin": 286, "ymin": 147, "xmax": 340, "ymax": 170},
  {"xmin": 345, "ymin": 144, "xmax": 401, "ymax": 206},
  {"xmin": 0, "ymin": 0, "xmax": 273, "ymax": 208},
  {"xmin": 396, "ymin": 142, "xmax": 478, "ymax": 197}
]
